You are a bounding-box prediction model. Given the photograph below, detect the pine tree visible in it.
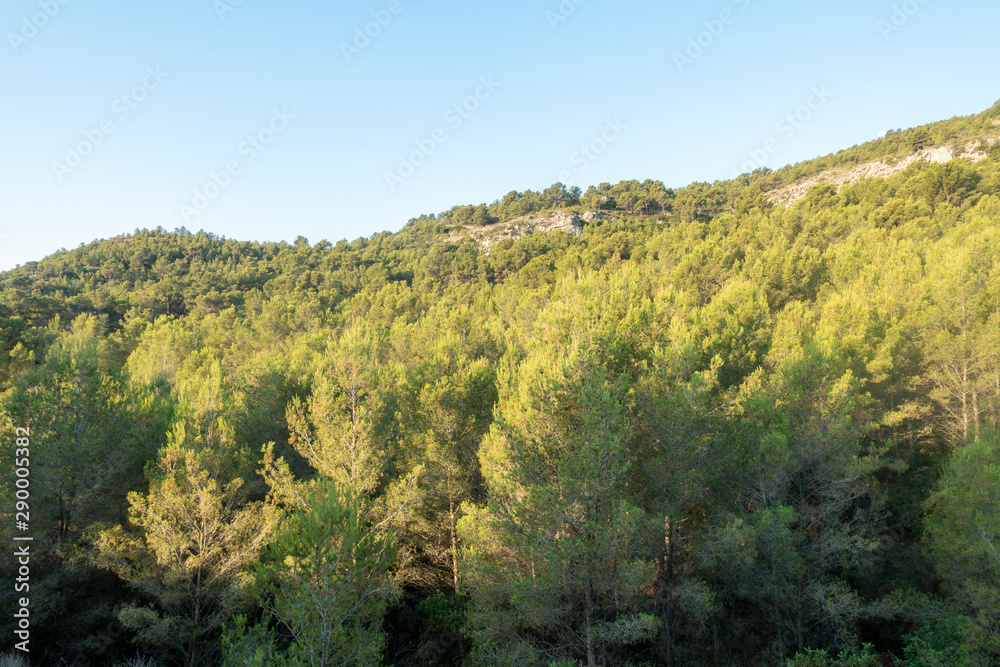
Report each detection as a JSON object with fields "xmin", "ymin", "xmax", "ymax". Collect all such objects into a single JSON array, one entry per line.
[
  {"xmin": 253, "ymin": 481, "xmax": 398, "ymax": 667},
  {"xmin": 924, "ymin": 429, "xmax": 1000, "ymax": 661},
  {"xmin": 284, "ymin": 325, "xmax": 391, "ymax": 496},
  {"xmin": 461, "ymin": 343, "xmax": 656, "ymax": 666},
  {"xmin": 96, "ymin": 440, "xmax": 279, "ymax": 667}
]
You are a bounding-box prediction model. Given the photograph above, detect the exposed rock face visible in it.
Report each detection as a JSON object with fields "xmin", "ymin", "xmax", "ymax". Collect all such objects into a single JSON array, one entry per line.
[
  {"xmin": 580, "ymin": 211, "xmax": 611, "ymax": 223},
  {"xmin": 771, "ymin": 139, "xmax": 997, "ymax": 207},
  {"xmin": 450, "ymin": 211, "xmax": 616, "ymax": 255},
  {"xmin": 535, "ymin": 212, "xmax": 584, "ymax": 237}
]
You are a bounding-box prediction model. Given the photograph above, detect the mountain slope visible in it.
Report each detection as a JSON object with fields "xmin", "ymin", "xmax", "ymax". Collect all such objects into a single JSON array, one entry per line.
[{"xmin": 2, "ymin": 102, "xmax": 1000, "ymax": 665}]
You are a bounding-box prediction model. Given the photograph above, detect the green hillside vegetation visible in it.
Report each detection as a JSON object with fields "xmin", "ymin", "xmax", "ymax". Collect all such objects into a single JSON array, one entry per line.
[{"xmin": 2, "ymin": 101, "xmax": 1000, "ymax": 666}]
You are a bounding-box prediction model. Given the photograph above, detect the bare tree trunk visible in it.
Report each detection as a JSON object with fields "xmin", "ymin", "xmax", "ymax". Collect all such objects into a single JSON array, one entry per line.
[
  {"xmin": 777, "ymin": 612, "xmax": 785, "ymax": 664},
  {"xmin": 586, "ymin": 580, "xmax": 597, "ymax": 667},
  {"xmin": 450, "ymin": 501, "xmax": 460, "ymax": 594},
  {"xmin": 189, "ymin": 600, "xmax": 200, "ymax": 667},
  {"xmin": 795, "ymin": 574, "xmax": 804, "ymax": 652},
  {"xmin": 190, "ymin": 568, "xmax": 202, "ymax": 667},
  {"xmin": 973, "ymin": 388, "xmax": 980, "ymax": 442},
  {"xmin": 962, "ymin": 360, "xmax": 970, "ymax": 443},
  {"xmin": 664, "ymin": 516, "xmax": 674, "ymax": 667}
]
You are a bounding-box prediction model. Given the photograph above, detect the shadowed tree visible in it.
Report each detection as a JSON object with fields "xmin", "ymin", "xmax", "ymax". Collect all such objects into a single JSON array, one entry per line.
[
  {"xmin": 253, "ymin": 481, "xmax": 399, "ymax": 667},
  {"xmin": 96, "ymin": 439, "xmax": 279, "ymax": 667},
  {"xmin": 461, "ymin": 342, "xmax": 656, "ymax": 667}
]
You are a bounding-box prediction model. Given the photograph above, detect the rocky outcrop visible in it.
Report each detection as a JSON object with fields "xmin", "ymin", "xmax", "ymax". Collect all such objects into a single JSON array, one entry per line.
[
  {"xmin": 771, "ymin": 138, "xmax": 996, "ymax": 208},
  {"xmin": 449, "ymin": 211, "xmax": 616, "ymax": 255},
  {"xmin": 534, "ymin": 212, "xmax": 585, "ymax": 237}
]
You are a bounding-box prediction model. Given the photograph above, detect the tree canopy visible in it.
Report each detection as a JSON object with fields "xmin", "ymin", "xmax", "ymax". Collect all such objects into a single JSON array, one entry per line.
[{"xmin": 2, "ymin": 103, "xmax": 1000, "ymax": 665}]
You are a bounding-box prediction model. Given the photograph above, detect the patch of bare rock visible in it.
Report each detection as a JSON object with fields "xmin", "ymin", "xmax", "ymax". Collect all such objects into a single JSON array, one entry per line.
[
  {"xmin": 771, "ymin": 138, "xmax": 997, "ymax": 207},
  {"xmin": 452, "ymin": 211, "xmax": 616, "ymax": 255}
]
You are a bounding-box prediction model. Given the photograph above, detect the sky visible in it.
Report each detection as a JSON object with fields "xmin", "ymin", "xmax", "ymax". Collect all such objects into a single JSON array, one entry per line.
[{"xmin": 1, "ymin": 0, "xmax": 999, "ymax": 271}]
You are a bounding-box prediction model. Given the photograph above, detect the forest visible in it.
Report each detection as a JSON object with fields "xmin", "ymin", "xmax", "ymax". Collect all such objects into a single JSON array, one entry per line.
[{"xmin": 1, "ymin": 102, "xmax": 1000, "ymax": 666}]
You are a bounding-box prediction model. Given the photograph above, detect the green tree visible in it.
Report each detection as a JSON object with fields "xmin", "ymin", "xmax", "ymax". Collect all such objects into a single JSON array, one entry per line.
[
  {"xmin": 720, "ymin": 344, "xmax": 885, "ymax": 658},
  {"xmin": 924, "ymin": 430, "xmax": 1000, "ymax": 662},
  {"xmin": 96, "ymin": 441, "xmax": 279, "ymax": 667},
  {"xmin": 284, "ymin": 325, "xmax": 391, "ymax": 496},
  {"xmin": 700, "ymin": 279, "xmax": 772, "ymax": 389},
  {"xmin": 632, "ymin": 341, "xmax": 721, "ymax": 666},
  {"xmin": 0, "ymin": 315, "xmax": 172, "ymax": 659},
  {"xmin": 461, "ymin": 344, "xmax": 656, "ymax": 666},
  {"xmin": 922, "ymin": 238, "xmax": 1000, "ymax": 445},
  {"xmin": 254, "ymin": 481, "xmax": 398, "ymax": 667},
  {"xmin": 912, "ymin": 162, "xmax": 982, "ymax": 208},
  {"xmin": 5, "ymin": 316, "xmax": 159, "ymax": 551},
  {"xmin": 403, "ymin": 353, "xmax": 494, "ymax": 591}
]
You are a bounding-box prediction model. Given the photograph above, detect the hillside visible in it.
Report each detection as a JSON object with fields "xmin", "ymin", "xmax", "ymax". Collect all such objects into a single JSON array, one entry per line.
[
  {"xmin": 770, "ymin": 137, "xmax": 999, "ymax": 207},
  {"xmin": 1, "ymin": 102, "xmax": 1000, "ymax": 666}
]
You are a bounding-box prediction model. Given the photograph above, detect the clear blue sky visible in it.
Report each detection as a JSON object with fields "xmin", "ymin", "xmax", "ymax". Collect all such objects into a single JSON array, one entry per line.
[{"xmin": 1, "ymin": 0, "xmax": 998, "ymax": 270}]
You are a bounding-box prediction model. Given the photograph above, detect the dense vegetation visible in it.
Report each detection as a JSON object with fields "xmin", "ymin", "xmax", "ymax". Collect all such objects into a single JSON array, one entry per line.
[{"xmin": 2, "ymin": 102, "xmax": 1000, "ymax": 666}]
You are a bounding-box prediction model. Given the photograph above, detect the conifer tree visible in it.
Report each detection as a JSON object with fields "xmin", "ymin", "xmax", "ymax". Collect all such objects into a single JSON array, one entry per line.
[
  {"xmin": 97, "ymin": 440, "xmax": 279, "ymax": 667},
  {"xmin": 253, "ymin": 481, "xmax": 398, "ymax": 667},
  {"xmin": 461, "ymin": 343, "xmax": 656, "ymax": 666}
]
